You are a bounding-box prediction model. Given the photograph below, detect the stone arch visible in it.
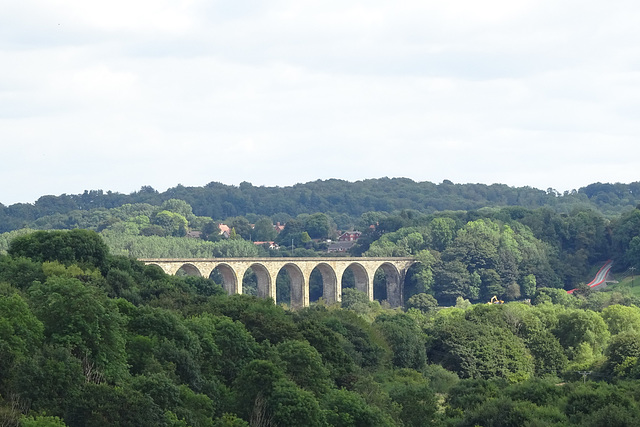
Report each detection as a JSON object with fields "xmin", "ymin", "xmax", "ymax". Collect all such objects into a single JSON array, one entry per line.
[
  {"xmin": 312, "ymin": 263, "xmax": 338, "ymax": 304},
  {"xmin": 376, "ymin": 262, "xmax": 402, "ymax": 307},
  {"xmin": 145, "ymin": 263, "xmax": 170, "ymax": 275},
  {"xmin": 279, "ymin": 263, "xmax": 306, "ymax": 309},
  {"xmin": 210, "ymin": 263, "xmax": 238, "ymax": 295},
  {"xmin": 246, "ymin": 263, "xmax": 273, "ymax": 300},
  {"xmin": 177, "ymin": 263, "xmax": 202, "ymax": 277},
  {"xmin": 344, "ymin": 262, "xmax": 370, "ymax": 299}
]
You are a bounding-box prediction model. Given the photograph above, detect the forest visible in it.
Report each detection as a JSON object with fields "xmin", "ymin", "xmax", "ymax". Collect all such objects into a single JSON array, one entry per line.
[
  {"xmin": 2, "ymin": 229, "xmax": 640, "ymax": 426},
  {"xmin": 3, "ymin": 179, "xmax": 640, "ymax": 425},
  {"xmin": 2, "ymin": 178, "xmax": 640, "ymax": 234},
  {"xmin": 2, "ymin": 185, "xmax": 640, "ymax": 305}
]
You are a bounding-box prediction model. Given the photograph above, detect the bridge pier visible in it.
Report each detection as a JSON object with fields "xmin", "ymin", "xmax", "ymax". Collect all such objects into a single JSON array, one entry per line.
[{"xmin": 142, "ymin": 257, "xmax": 416, "ymax": 309}]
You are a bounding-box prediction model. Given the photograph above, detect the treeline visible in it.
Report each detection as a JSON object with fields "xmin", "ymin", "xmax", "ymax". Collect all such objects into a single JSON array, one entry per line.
[
  {"xmin": 3, "ymin": 230, "xmax": 640, "ymax": 426},
  {"xmin": 355, "ymin": 206, "xmax": 614, "ymax": 304},
  {"xmin": 5, "ymin": 197, "xmax": 640, "ymax": 302},
  {"xmin": 3, "ymin": 178, "xmax": 640, "ymax": 233}
]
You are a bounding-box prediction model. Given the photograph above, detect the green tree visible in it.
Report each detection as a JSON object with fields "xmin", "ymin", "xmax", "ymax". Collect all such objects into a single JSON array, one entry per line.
[
  {"xmin": 321, "ymin": 388, "xmax": 395, "ymax": 427},
  {"xmin": 226, "ymin": 217, "xmax": 252, "ymax": 240},
  {"xmin": 8, "ymin": 230, "xmax": 109, "ymax": 269},
  {"xmin": 252, "ymin": 218, "xmax": 277, "ymax": 242},
  {"xmin": 28, "ymin": 276, "xmax": 127, "ymax": 382},
  {"xmin": 521, "ymin": 274, "xmax": 537, "ymax": 298},
  {"xmin": 554, "ymin": 308, "xmax": 610, "ymax": 359},
  {"xmin": 21, "ymin": 415, "xmax": 69, "ymax": 427},
  {"xmin": 433, "ymin": 260, "xmax": 471, "ymax": 304},
  {"xmin": 304, "ymin": 213, "xmax": 331, "ymax": 239},
  {"xmin": 384, "ymin": 371, "xmax": 438, "ymax": 427},
  {"xmin": 406, "ymin": 293, "xmax": 438, "ymax": 313},
  {"xmin": 65, "ymin": 383, "xmax": 165, "ymax": 427},
  {"xmin": 276, "ymin": 340, "xmax": 332, "ymax": 395},
  {"xmin": 430, "ymin": 217, "xmax": 456, "ymax": 251},
  {"xmin": 604, "ymin": 331, "xmax": 640, "ymax": 377},
  {"xmin": 601, "ymin": 305, "xmax": 640, "ymax": 335},
  {"xmin": 428, "ymin": 315, "xmax": 534, "ymax": 382},
  {"xmin": 159, "ymin": 199, "xmax": 196, "ymax": 223},
  {"xmin": 269, "ymin": 380, "xmax": 325, "ymax": 427},
  {"xmin": 374, "ymin": 313, "xmax": 427, "ymax": 370},
  {"xmin": 154, "ymin": 210, "xmax": 188, "ymax": 237},
  {"xmin": 13, "ymin": 345, "xmax": 84, "ymax": 414},
  {"xmin": 233, "ymin": 359, "xmax": 286, "ymax": 421}
]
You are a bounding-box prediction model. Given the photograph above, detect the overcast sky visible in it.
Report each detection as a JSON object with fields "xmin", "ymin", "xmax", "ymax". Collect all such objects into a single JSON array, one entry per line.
[{"xmin": 2, "ymin": 0, "xmax": 640, "ymax": 205}]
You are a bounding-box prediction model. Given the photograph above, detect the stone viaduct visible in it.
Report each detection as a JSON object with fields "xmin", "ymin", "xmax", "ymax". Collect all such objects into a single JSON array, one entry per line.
[{"xmin": 140, "ymin": 257, "xmax": 417, "ymax": 309}]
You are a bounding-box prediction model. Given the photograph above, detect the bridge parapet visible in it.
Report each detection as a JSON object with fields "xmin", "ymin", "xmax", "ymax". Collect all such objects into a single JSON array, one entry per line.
[{"xmin": 141, "ymin": 257, "xmax": 417, "ymax": 308}]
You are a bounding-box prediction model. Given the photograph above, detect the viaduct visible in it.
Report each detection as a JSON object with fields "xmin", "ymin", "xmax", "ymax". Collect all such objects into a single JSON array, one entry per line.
[{"xmin": 140, "ymin": 257, "xmax": 417, "ymax": 309}]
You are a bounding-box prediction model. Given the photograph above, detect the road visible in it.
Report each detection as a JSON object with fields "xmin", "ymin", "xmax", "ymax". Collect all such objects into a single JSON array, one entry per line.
[{"xmin": 566, "ymin": 260, "xmax": 613, "ymax": 294}]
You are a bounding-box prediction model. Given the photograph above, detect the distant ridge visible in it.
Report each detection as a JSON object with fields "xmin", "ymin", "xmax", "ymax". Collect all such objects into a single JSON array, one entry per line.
[{"xmin": 1, "ymin": 178, "xmax": 639, "ymax": 233}]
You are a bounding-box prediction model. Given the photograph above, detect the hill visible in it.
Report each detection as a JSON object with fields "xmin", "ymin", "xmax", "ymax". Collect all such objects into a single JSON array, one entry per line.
[{"xmin": 2, "ymin": 178, "xmax": 640, "ymax": 233}]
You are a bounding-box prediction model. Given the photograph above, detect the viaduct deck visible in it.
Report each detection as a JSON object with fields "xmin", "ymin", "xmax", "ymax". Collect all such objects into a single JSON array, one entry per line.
[{"xmin": 140, "ymin": 257, "xmax": 417, "ymax": 308}]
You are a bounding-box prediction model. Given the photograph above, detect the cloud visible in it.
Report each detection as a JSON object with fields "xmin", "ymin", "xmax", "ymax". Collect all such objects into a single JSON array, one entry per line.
[{"xmin": 1, "ymin": 0, "xmax": 640, "ymax": 204}]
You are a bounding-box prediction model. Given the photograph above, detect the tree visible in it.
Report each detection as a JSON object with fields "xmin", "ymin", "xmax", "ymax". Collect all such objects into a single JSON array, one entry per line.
[
  {"xmin": 252, "ymin": 217, "xmax": 277, "ymax": 241},
  {"xmin": 430, "ymin": 217, "xmax": 456, "ymax": 251},
  {"xmin": 601, "ymin": 305, "xmax": 640, "ymax": 335},
  {"xmin": 321, "ymin": 388, "xmax": 395, "ymax": 427},
  {"xmin": 8, "ymin": 230, "xmax": 109, "ymax": 269},
  {"xmin": 428, "ymin": 315, "xmax": 534, "ymax": 382},
  {"xmin": 233, "ymin": 359, "xmax": 286, "ymax": 421},
  {"xmin": 554, "ymin": 308, "xmax": 610, "ymax": 360},
  {"xmin": 405, "ymin": 250, "xmax": 436, "ymax": 298},
  {"xmin": 276, "ymin": 219, "xmax": 304, "ymax": 247},
  {"xmin": 28, "ymin": 276, "xmax": 127, "ymax": 382},
  {"xmin": 433, "ymin": 260, "xmax": 471, "ymax": 304},
  {"xmin": 268, "ymin": 380, "xmax": 325, "ymax": 427},
  {"xmin": 304, "ymin": 213, "xmax": 331, "ymax": 239},
  {"xmin": 21, "ymin": 415, "xmax": 69, "ymax": 427},
  {"xmin": 200, "ymin": 220, "xmax": 222, "ymax": 242},
  {"xmin": 0, "ymin": 291, "xmax": 45, "ymax": 393},
  {"xmin": 154, "ymin": 210, "xmax": 188, "ymax": 237},
  {"xmin": 159, "ymin": 199, "xmax": 196, "ymax": 223},
  {"xmin": 276, "ymin": 340, "xmax": 331, "ymax": 395},
  {"xmin": 385, "ymin": 373, "xmax": 438, "ymax": 427},
  {"xmin": 521, "ymin": 274, "xmax": 537, "ymax": 298},
  {"xmin": 13, "ymin": 345, "xmax": 84, "ymax": 414},
  {"xmin": 226, "ymin": 217, "xmax": 252, "ymax": 240},
  {"xmin": 445, "ymin": 220, "xmax": 500, "ymax": 271},
  {"xmin": 505, "ymin": 282, "xmax": 522, "ymax": 301},
  {"xmin": 374, "ymin": 313, "xmax": 427, "ymax": 370},
  {"xmin": 406, "ymin": 293, "xmax": 438, "ymax": 313},
  {"xmin": 65, "ymin": 383, "xmax": 165, "ymax": 427},
  {"xmin": 604, "ymin": 331, "xmax": 640, "ymax": 377}
]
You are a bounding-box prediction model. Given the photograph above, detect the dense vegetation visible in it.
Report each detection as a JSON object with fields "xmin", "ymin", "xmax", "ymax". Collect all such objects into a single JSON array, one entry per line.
[
  {"xmin": 3, "ymin": 230, "xmax": 640, "ymax": 426},
  {"xmin": 4, "ymin": 193, "xmax": 640, "ymax": 306},
  {"xmin": 3, "ymin": 179, "xmax": 640, "ymax": 424},
  {"xmin": 3, "ymin": 178, "xmax": 640, "ymax": 234}
]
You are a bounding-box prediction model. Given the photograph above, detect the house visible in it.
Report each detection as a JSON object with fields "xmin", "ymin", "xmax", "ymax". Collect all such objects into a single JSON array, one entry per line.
[
  {"xmin": 274, "ymin": 222, "xmax": 285, "ymax": 233},
  {"xmin": 186, "ymin": 231, "xmax": 202, "ymax": 239},
  {"xmin": 254, "ymin": 241, "xmax": 280, "ymax": 250},
  {"xmin": 337, "ymin": 231, "xmax": 362, "ymax": 242},
  {"xmin": 327, "ymin": 241, "xmax": 357, "ymax": 253},
  {"xmin": 218, "ymin": 223, "xmax": 231, "ymax": 239}
]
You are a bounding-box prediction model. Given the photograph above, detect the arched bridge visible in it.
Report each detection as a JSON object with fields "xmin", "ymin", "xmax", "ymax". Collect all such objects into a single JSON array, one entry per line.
[{"xmin": 140, "ymin": 257, "xmax": 417, "ymax": 309}]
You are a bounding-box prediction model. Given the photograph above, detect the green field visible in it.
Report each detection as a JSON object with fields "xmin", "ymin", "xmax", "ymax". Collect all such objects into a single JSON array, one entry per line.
[{"xmin": 602, "ymin": 274, "xmax": 640, "ymax": 297}]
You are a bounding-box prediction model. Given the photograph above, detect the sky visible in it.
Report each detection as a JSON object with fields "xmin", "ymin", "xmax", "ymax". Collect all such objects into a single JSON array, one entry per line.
[{"xmin": 2, "ymin": 0, "xmax": 640, "ymax": 205}]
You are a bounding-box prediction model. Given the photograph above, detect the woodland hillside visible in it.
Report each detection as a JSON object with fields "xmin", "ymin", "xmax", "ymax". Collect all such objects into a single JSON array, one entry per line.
[
  {"xmin": 3, "ymin": 230, "xmax": 640, "ymax": 426},
  {"xmin": 3, "ymin": 194, "xmax": 640, "ymax": 305},
  {"xmin": 3, "ymin": 180, "xmax": 640, "ymax": 425},
  {"xmin": 2, "ymin": 178, "xmax": 640, "ymax": 233}
]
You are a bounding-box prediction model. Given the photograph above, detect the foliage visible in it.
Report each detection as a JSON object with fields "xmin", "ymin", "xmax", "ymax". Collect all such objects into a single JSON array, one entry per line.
[{"xmin": 4, "ymin": 207, "xmax": 640, "ymax": 425}]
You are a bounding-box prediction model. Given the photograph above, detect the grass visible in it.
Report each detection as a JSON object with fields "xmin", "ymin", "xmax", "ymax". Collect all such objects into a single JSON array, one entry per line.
[{"xmin": 602, "ymin": 274, "xmax": 640, "ymax": 298}]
